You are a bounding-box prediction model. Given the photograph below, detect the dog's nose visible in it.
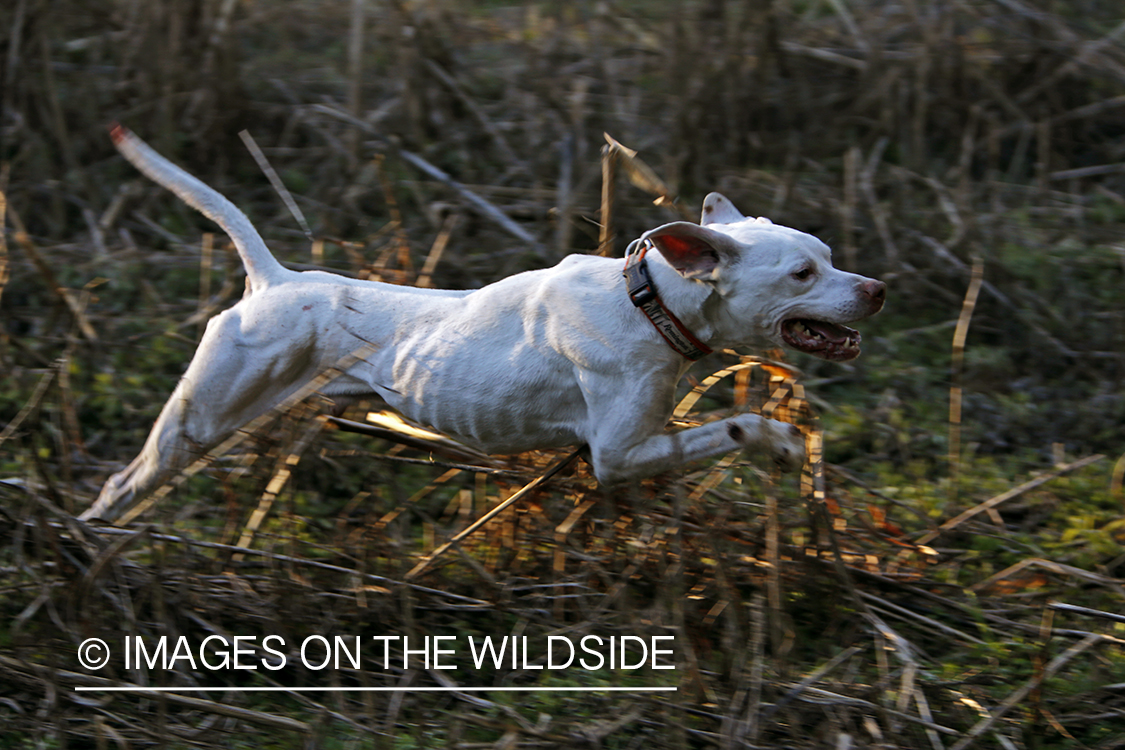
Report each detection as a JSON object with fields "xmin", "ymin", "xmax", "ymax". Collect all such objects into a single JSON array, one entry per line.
[{"xmin": 862, "ymin": 279, "xmax": 887, "ymax": 309}]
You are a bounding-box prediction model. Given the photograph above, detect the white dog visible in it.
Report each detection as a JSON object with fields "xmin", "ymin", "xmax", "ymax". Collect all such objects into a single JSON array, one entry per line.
[{"xmin": 80, "ymin": 126, "xmax": 885, "ymax": 522}]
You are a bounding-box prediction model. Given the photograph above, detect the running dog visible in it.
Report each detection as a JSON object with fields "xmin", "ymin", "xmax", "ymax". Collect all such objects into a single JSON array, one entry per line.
[{"xmin": 81, "ymin": 126, "xmax": 885, "ymax": 522}]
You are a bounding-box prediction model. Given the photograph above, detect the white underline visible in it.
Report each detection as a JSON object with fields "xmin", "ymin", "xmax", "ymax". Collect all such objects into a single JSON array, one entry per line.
[{"xmin": 75, "ymin": 686, "xmax": 677, "ymax": 693}]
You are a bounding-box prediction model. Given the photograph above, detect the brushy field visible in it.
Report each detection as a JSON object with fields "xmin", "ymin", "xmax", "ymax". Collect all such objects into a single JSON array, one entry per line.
[{"xmin": 1, "ymin": 0, "xmax": 1124, "ymax": 748}]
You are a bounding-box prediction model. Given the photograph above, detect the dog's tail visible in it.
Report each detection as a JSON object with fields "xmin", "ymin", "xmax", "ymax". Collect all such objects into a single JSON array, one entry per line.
[{"xmin": 109, "ymin": 123, "xmax": 287, "ymax": 290}]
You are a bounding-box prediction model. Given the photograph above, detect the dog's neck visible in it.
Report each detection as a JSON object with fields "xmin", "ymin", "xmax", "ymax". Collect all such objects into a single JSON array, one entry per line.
[{"xmin": 635, "ymin": 253, "xmax": 721, "ymax": 355}]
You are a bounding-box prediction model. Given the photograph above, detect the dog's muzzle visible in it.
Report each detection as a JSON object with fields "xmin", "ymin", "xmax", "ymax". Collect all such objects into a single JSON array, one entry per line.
[{"xmin": 780, "ymin": 279, "xmax": 885, "ymax": 361}]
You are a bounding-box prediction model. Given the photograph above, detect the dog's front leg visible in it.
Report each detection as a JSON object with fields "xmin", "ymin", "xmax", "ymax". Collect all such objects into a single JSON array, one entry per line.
[{"xmin": 589, "ymin": 413, "xmax": 806, "ymax": 485}]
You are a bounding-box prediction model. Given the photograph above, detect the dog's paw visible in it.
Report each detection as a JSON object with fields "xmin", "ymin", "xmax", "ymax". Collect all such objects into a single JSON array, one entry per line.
[
  {"xmin": 764, "ymin": 419, "xmax": 806, "ymax": 473},
  {"xmin": 726, "ymin": 416, "xmax": 806, "ymax": 473}
]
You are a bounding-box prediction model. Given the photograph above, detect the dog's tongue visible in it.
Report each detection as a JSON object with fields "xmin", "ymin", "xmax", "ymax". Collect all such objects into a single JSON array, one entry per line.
[
  {"xmin": 805, "ymin": 320, "xmax": 849, "ymax": 342},
  {"xmin": 782, "ymin": 318, "xmax": 862, "ymax": 361}
]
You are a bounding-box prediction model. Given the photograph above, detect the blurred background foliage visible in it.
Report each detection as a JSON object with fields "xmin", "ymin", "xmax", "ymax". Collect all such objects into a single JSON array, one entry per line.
[{"xmin": 2, "ymin": 0, "xmax": 1123, "ymax": 463}]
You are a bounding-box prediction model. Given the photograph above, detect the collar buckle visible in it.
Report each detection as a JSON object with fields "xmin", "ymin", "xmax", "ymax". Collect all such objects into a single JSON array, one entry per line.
[{"xmin": 625, "ymin": 258, "xmax": 657, "ymax": 307}]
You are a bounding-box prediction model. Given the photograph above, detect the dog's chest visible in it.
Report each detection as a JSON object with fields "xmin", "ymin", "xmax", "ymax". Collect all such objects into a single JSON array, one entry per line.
[
  {"xmin": 371, "ymin": 300, "xmax": 596, "ymax": 452},
  {"xmin": 352, "ymin": 257, "xmax": 636, "ymax": 453},
  {"xmin": 382, "ymin": 342, "xmax": 589, "ymax": 452}
]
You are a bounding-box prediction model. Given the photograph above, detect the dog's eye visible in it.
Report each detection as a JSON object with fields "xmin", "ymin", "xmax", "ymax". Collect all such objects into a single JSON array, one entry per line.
[{"xmin": 792, "ymin": 267, "xmax": 814, "ymax": 281}]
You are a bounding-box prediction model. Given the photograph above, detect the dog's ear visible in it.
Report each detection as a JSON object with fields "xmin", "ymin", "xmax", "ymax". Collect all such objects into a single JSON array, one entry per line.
[
  {"xmin": 701, "ymin": 192, "xmax": 746, "ymax": 226},
  {"xmin": 642, "ymin": 223, "xmax": 735, "ymax": 281}
]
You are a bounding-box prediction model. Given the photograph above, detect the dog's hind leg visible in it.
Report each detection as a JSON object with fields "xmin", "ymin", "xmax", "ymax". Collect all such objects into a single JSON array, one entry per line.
[
  {"xmin": 81, "ymin": 381, "xmax": 208, "ymax": 522},
  {"xmin": 81, "ymin": 307, "xmax": 324, "ymax": 522}
]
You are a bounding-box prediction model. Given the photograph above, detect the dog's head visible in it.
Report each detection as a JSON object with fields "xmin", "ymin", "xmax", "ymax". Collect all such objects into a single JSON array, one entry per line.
[{"xmin": 640, "ymin": 192, "xmax": 885, "ymax": 361}]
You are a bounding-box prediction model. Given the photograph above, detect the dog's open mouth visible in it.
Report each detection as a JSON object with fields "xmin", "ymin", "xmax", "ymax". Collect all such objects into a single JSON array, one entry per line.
[{"xmin": 781, "ymin": 319, "xmax": 862, "ymax": 361}]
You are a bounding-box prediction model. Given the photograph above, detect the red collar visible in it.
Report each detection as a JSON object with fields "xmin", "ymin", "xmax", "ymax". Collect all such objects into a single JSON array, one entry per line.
[{"xmin": 623, "ymin": 241, "xmax": 713, "ymax": 361}]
